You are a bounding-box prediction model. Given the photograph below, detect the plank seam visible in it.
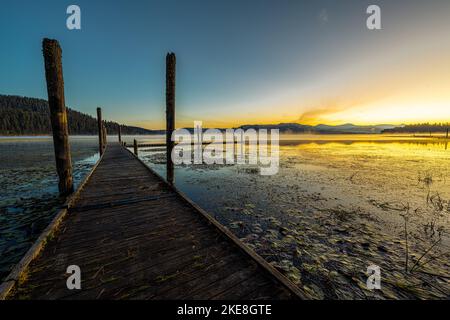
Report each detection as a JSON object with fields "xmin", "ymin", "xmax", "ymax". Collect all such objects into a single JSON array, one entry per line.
[
  {"xmin": 70, "ymin": 194, "xmax": 176, "ymax": 212},
  {"xmin": 122, "ymin": 144, "xmax": 306, "ymax": 299}
]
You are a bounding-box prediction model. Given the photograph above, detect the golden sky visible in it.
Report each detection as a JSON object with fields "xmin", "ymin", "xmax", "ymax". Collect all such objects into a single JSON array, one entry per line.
[
  {"xmin": 122, "ymin": 1, "xmax": 450, "ymax": 129},
  {"xmin": 4, "ymin": 1, "xmax": 449, "ymax": 129},
  {"xmin": 196, "ymin": 4, "xmax": 450, "ymax": 128}
]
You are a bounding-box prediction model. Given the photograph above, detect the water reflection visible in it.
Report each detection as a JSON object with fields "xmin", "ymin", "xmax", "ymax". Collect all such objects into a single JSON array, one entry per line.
[
  {"xmin": 1, "ymin": 134, "xmax": 448, "ymax": 298},
  {"xmin": 136, "ymin": 134, "xmax": 450, "ymax": 299}
]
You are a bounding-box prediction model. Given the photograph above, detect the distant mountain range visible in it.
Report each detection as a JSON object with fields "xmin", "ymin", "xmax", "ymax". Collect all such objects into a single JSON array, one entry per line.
[
  {"xmin": 239, "ymin": 123, "xmax": 397, "ymax": 134},
  {"xmin": 7, "ymin": 94, "xmax": 445, "ymax": 136},
  {"xmin": 0, "ymin": 95, "xmax": 162, "ymax": 135}
]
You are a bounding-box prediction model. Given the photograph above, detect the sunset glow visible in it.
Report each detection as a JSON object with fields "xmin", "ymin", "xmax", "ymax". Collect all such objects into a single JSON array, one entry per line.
[{"xmin": 2, "ymin": 0, "xmax": 450, "ymax": 129}]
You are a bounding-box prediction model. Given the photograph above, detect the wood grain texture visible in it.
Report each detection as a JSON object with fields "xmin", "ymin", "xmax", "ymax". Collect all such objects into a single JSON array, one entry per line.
[
  {"xmin": 42, "ymin": 38, "xmax": 73, "ymax": 196},
  {"xmin": 8, "ymin": 143, "xmax": 300, "ymax": 300}
]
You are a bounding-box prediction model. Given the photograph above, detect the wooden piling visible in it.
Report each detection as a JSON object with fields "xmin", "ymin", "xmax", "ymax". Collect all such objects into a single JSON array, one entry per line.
[
  {"xmin": 42, "ymin": 38, "xmax": 74, "ymax": 196},
  {"xmin": 166, "ymin": 53, "xmax": 176, "ymax": 184},
  {"xmin": 133, "ymin": 139, "xmax": 138, "ymax": 155},
  {"xmin": 118, "ymin": 124, "xmax": 122, "ymax": 143},
  {"xmin": 97, "ymin": 108, "xmax": 104, "ymax": 155},
  {"xmin": 102, "ymin": 125, "xmax": 107, "ymax": 148},
  {"xmin": 5, "ymin": 143, "xmax": 303, "ymax": 300}
]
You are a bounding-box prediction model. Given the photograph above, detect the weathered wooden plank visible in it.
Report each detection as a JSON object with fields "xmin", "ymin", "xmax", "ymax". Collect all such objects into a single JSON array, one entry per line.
[
  {"xmin": 5, "ymin": 143, "xmax": 302, "ymax": 300},
  {"xmin": 22, "ymin": 236, "xmax": 230, "ymax": 300},
  {"xmin": 55, "ymin": 239, "xmax": 234, "ymax": 300}
]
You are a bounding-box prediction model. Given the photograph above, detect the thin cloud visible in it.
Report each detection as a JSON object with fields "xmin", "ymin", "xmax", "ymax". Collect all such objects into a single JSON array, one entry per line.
[
  {"xmin": 297, "ymin": 98, "xmax": 371, "ymax": 125},
  {"xmin": 318, "ymin": 9, "xmax": 328, "ymax": 25},
  {"xmin": 298, "ymin": 107, "xmax": 345, "ymax": 125}
]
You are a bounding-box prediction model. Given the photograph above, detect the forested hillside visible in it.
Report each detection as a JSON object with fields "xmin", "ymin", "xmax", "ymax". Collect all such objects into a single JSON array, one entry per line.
[
  {"xmin": 382, "ymin": 123, "xmax": 450, "ymax": 133},
  {"xmin": 0, "ymin": 95, "xmax": 157, "ymax": 135}
]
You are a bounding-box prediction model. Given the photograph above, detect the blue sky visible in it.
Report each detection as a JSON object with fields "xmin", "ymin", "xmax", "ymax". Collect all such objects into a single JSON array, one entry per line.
[{"xmin": 1, "ymin": 0, "xmax": 450, "ymax": 128}]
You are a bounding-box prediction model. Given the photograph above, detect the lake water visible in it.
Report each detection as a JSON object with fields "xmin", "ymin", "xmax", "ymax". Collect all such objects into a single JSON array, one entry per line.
[
  {"xmin": 1, "ymin": 134, "xmax": 449, "ymax": 299},
  {"xmin": 0, "ymin": 136, "xmax": 99, "ymax": 281}
]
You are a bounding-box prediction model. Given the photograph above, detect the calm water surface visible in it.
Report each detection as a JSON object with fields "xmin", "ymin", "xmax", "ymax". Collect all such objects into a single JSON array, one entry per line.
[
  {"xmin": 0, "ymin": 136, "xmax": 99, "ymax": 281},
  {"xmin": 131, "ymin": 134, "xmax": 450, "ymax": 299},
  {"xmin": 1, "ymin": 134, "xmax": 449, "ymax": 299}
]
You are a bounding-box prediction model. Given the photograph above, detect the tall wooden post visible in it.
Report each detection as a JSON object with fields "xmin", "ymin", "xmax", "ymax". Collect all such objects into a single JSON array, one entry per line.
[
  {"xmin": 118, "ymin": 124, "xmax": 122, "ymax": 143},
  {"xmin": 446, "ymin": 128, "xmax": 449, "ymax": 139},
  {"xmin": 97, "ymin": 107, "xmax": 104, "ymax": 155},
  {"xmin": 42, "ymin": 38, "xmax": 74, "ymax": 196},
  {"xmin": 133, "ymin": 139, "xmax": 138, "ymax": 155},
  {"xmin": 166, "ymin": 53, "xmax": 176, "ymax": 185}
]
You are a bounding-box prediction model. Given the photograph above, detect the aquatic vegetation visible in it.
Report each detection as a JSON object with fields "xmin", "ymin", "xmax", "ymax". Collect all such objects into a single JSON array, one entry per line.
[
  {"xmin": 0, "ymin": 137, "xmax": 99, "ymax": 281},
  {"xmin": 2, "ymin": 136, "xmax": 449, "ymax": 299},
  {"xmin": 138, "ymin": 137, "xmax": 450, "ymax": 299}
]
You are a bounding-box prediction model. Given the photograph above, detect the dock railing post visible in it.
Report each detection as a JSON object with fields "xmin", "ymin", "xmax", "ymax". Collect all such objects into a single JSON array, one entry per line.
[
  {"xmin": 97, "ymin": 107, "xmax": 104, "ymax": 155},
  {"xmin": 42, "ymin": 38, "xmax": 74, "ymax": 196},
  {"xmin": 166, "ymin": 53, "xmax": 176, "ymax": 185},
  {"xmin": 118, "ymin": 124, "xmax": 122, "ymax": 143},
  {"xmin": 133, "ymin": 139, "xmax": 138, "ymax": 155}
]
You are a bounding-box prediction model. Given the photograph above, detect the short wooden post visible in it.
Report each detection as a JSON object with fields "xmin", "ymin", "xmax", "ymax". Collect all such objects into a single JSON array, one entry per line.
[
  {"xmin": 97, "ymin": 107, "xmax": 104, "ymax": 155},
  {"xmin": 118, "ymin": 124, "xmax": 122, "ymax": 143},
  {"xmin": 446, "ymin": 128, "xmax": 449, "ymax": 139},
  {"xmin": 42, "ymin": 38, "xmax": 74, "ymax": 196},
  {"xmin": 102, "ymin": 125, "xmax": 107, "ymax": 148},
  {"xmin": 133, "ymin": 139, "xmax": 138, "ymax": 155},
  {"xmin": 166, "ymin": 53, "xmax": 176, "ymax": 185}
]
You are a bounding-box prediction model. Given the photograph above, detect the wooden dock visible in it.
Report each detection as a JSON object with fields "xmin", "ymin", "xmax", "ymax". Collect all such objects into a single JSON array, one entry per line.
[{"xmin": 1, "ymin": 143, "xmax": 302, "ymax": 300}]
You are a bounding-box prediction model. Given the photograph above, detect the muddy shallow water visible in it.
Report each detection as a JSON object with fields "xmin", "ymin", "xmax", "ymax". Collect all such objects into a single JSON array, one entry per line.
[{"xmin": 132, "ymin": 134, "xmax": 450, "ymax": 299}]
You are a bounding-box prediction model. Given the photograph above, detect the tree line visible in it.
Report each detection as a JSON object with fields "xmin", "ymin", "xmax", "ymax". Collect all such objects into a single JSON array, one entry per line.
[
  {"xmin": 0, "ymin": 95, "xmax": 160, "ymax": 135},
  {"xmin": 382, "ymin": 123, "xmax": 450, "ymax": 133}
]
